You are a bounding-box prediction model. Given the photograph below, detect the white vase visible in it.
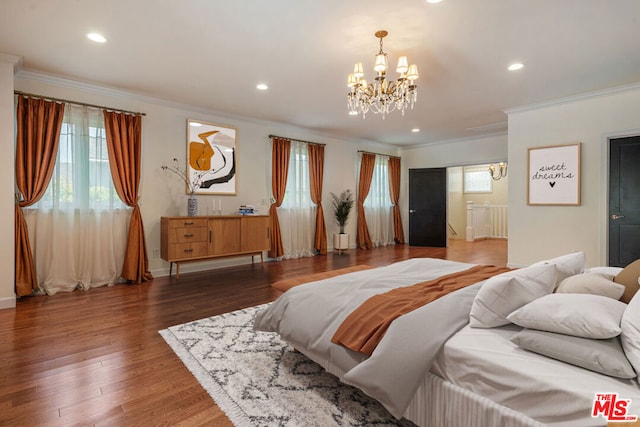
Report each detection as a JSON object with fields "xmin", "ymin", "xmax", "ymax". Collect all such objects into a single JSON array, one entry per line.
[{"xmin": 187, "ymin": 194, "xmax": 198, "ymax": 217}]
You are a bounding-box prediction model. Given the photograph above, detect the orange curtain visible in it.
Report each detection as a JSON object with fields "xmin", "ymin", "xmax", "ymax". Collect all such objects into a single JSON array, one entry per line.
[
  {"xmin": 103, "ymin": 111, "xmax": 153, "ymax": 283},
  {"xmin": 308, "ymin": 144, "xmax": 327, "ymax": 254},
  {"xmin": 269, "ymin": 137, "xmax": 291, "ymax": 258},
  {"xmin": 14, "ymin": 95, "xmax": 65, "ymax": 297},
  {"xmin": 388, "ymin": 156, "xmax": 405, "ymax": 244},
  {"xmin": 356, "ymin": 153, "xmax": 376, "ymax": 249}
]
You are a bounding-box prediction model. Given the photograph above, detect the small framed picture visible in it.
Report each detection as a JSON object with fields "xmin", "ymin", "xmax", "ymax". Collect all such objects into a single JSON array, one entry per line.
[
  {"xmin": 186, "ymin": 119, "xmax": 237, "ymax": 195},
  {"xmin": 527, "ymin": 143, "xmax": 581, "ymax": 206}
]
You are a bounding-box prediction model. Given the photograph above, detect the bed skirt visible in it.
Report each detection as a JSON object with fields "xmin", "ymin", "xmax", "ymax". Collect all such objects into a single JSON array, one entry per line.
[
  {"xmin": 313, "ymin": 349, "xmax": 544, "ymax": 427},
  {"xmin": 404, "ymin": 372, "xmax": 544, "ymax": 427}
]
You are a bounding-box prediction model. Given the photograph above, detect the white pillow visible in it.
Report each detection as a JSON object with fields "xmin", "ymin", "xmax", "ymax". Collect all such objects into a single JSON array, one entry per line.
[
  {"xmin": 530, "ymin": 251, "xmax": 586, "ymax": 283},
  {"xmin": 507, "ymin": 293, "xmax": 627, "ymax": 339},
  {"xmin": 621, "ymin": 290, "xmax": 640, "ymax": 375},
  {"xmin": 511, "ymin": 329, "xmax": 636, "ymax": 379},
  {"xmin": 556, "ymin": 272, "xmax": 625, "ymax": 300},
  {"xmin": 469, "ymin": 263, "xmax": 557, "ymax": 328},
  {"xmin": 585, "ymin": 266, "xmax": 624, "ymax": 281}
]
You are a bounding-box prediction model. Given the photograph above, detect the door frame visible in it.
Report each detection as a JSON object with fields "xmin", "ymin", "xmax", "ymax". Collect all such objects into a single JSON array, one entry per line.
[
  {"xmin": 407, "ymin": 161, "xmax": 508, "ymax": 246},
  {"xmin": 605, "ymin": 132, "xmax": 640, "ymax": 266}
]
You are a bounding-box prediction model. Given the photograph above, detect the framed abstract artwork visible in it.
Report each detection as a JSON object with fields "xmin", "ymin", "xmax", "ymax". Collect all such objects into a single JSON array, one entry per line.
[
  {"xmin": 527, "ymin": 142, "xmax": 581, "ymax": 206},
  {"xmin": 186, "ymin": 119, "xmax": 238, "ymax": 195}
]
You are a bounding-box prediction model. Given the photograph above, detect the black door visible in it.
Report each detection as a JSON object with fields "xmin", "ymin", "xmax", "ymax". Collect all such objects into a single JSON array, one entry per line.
[
  {"xmin": 609, "ymin": 136, "xmax": 640, "ymax": 266},
  {"xmin": 409, "ymin": 168, "xmax": 447, "ymax": 247}
]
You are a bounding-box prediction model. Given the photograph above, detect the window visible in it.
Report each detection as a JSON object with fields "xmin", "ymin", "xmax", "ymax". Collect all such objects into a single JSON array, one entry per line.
[
  {"xmin": 363, "ymin": 155, "xmax": 394, "ymax": 246},
  {"xmin": 281, "ymin": 146, "xmax": 313, "ymax": 209},
  {"xmin": 26, "ymin": 104, "xmax": 129, "ymax": 294},
  {"xmin": 463, "ymin": 165, "xmax": 492, "ymax": 194},
  {"xmin": 37, "ymin": 104, "xmax": 126, "ymax": 210},
  {"xmin": 277, "ymin": 141, "xmax": 315, "ymax": 258}
]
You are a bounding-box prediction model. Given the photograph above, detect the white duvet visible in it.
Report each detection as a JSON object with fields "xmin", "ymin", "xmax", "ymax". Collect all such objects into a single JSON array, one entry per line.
[{"xmin": 253, "ymin": 258, "xmax": 482, "ymax": 418}]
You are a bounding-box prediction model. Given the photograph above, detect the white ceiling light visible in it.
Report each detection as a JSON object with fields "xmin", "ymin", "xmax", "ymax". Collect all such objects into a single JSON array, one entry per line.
[
  {"xmin": 411, "ymin": 128, "xmax": 420, "ymax": 133},
  {"xmin": 256, "ymin": 83, "xmax": 269, "ymax": 90},
  {"xmin": 426, "ymin": 0, "xmax": 443, "ymax": 3},
  {"xmin": 347, "ymin": 30, "xmax": 419, "ymax": 119},
  {"xmin": 86, "ymin": 33, "xmax": 106, "ymax": 43},
  {"xmin": 508, "ymin": 62, "xmax": 524, "ymax": 71}
]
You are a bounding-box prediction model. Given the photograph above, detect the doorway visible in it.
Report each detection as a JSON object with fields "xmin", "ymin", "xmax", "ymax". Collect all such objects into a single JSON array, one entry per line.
[
  {"xmin": 408, "ymin": 164, "xmax": 508, "ymax": 247},
  {"xmin": 609, "ymin": 136, "xmax": 640, "ymax": 266}
]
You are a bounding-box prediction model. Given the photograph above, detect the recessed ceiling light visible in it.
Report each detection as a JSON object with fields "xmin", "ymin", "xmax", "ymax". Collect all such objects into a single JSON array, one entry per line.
[
  {"xmin": 348, "ymin": 111, "xmax": 358, "ymax": 116},
  {"xmin": 508, "ymin": 62, "xmax": 524, "ymax": 71},
  {"xmin": 426, "ymin": 0, "xmax": 443, "ymax": 3},
  {"xmin": 411, "ymin": 128, "xmax": 420, "ymax": 133},
  {"xmin": 87, "ymin": 33, "xmax": 106, "ymax": 43},
  {"xmin": 256, "ymin": 83, "xmax": 269, "ymax": 90}
]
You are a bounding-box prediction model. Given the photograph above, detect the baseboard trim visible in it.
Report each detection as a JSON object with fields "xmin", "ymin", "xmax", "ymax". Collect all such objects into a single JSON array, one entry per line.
[{"xmin": 0, "ymin": 295, "xmax": 17, "ymax": 310}]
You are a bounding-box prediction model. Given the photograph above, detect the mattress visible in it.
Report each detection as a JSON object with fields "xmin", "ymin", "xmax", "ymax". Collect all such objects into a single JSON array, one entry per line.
[{"xmin": 431, "ymin": 324, "xmax": 640, "ymax": 426}]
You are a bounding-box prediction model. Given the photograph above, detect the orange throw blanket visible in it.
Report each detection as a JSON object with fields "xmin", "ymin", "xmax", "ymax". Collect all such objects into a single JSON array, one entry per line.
[{"xmin": 331, "ymin": 264, "xmax": 511, "ymax": 356}]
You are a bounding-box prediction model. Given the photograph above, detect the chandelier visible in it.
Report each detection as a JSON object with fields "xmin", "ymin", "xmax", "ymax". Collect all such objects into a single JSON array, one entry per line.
[
  {"xmin": 347, "ymin": 30, "xmax": 419, "ymax": 118},
  {"xmin": 489, "ymin": 162, "xmax": 508, "ymax": 180}
]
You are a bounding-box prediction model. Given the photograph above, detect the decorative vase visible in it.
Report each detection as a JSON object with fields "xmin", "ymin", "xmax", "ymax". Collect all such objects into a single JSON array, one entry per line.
[{"xmin": 187, "ymin": 194, "xmax": 198, "ymax": 217}]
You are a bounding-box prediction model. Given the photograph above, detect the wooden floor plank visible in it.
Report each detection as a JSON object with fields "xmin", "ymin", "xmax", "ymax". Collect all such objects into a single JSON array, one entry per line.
[{"xmin": 0, "ymin": 240, "xmax": 506, "ymax": 426}]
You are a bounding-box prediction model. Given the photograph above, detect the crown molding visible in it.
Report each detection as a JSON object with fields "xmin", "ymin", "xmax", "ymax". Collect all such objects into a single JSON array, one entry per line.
[
  {"xmin": 504, "ymin": 81, "xmax": 640, "ymax": 115},
  {"xmin": 0, "ymin": 52, "xmax": 22, "ymax": 72},
  {"xmin": 15, "ymin": 69, "xmax": 387, "ymax": 148},
  {"xmin": 400, "ymin": 131, "xmax": 508, "ymax": 151}
]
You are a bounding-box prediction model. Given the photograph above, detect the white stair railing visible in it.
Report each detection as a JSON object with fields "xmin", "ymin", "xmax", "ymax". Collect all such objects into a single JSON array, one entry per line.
[{"xmin": 466, "ymin": 201, "xmax": 508, "ymax": 241}]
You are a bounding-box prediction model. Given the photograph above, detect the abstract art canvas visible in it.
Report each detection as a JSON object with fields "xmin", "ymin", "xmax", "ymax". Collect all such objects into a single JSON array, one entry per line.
[{"xmin": 187, "ymin": 119, "xmax": 237, "ymax": 195}]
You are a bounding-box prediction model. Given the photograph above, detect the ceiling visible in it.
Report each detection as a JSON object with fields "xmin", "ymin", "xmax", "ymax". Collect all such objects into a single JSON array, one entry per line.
[{"xmin": 1, "ymin": 0, "xmax": 640, "ymax": 147}]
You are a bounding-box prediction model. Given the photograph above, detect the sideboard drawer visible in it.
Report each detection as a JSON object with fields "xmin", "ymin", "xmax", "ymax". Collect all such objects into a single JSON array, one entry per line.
[
  {"xmin": 167, "ymin": 242, "xmax": 208, "ymax": 260},
  {"xmin": 166, "ymin": 218, "xmax": 208, "ymax": 229},
  {"xmin": 168, "ymin": 226, "xmax": 208, "ymax": 244}
]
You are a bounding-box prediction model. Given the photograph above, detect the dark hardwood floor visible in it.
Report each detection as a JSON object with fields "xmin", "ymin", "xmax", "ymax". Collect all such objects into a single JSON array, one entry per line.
[{"xmin": 0, "ymin": 239, "xmax": 506, "ymax": 426}]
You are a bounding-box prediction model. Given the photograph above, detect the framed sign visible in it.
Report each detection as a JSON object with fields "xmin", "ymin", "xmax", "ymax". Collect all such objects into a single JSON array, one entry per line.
[
  {"xmin": 187, "ymin": 119, "xmax": 237, "ymax": 195},
  {"xmin": 527, "ymin": 143, "xmax": 581, "ymax": 206}
]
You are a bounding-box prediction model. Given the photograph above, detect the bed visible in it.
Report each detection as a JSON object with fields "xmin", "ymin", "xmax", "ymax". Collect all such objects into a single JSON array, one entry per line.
[{"xmin": 253, "ymin": 254, "xmax": 640, "ymax": 427}]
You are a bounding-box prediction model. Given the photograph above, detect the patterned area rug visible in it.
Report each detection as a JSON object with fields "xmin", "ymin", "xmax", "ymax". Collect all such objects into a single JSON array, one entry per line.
[{"xmin": 160, "ymin": 304, "xmax": 415, "ymax": 426}]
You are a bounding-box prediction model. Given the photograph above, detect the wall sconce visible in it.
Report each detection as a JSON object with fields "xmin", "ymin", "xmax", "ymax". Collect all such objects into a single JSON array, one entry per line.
[{"xmin": 489, "ymin": 162, "xmax": 507, "ymax": 180}]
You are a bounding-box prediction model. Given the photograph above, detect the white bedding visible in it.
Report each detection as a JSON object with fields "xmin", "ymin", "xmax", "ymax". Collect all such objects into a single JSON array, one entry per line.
[
  {"xmin": 255, "ymin": 257, "xmax": 640, "ymax": 426},
  {"xmin": 432, "ymin": 324, "xmax": 640, "ymax": 426},
  {"xmin": 254, "ymin": 258, "xmax": 480, "ymax": 417}
]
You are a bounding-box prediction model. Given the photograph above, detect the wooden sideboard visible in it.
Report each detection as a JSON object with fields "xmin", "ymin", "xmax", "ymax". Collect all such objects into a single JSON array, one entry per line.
[{"xmin": 160, "ymin": 215, "xmax": 270, "ymax": 278}]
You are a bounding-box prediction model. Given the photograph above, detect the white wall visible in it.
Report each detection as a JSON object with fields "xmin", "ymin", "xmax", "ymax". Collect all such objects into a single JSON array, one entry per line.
[
  {"xmin": 399, "ymin": 134, "xmax": 508, "ymax": 242},
  {"xmin": 0, "ymin": 54, "xmax": 19, "ymax": 309},
  {"xmin": 12, "ymin": 71, "xmax": 399, "ymax": 279},
  {"xmin": 507, "ymin": 85, "xmax": 640, "ymax": 268}
]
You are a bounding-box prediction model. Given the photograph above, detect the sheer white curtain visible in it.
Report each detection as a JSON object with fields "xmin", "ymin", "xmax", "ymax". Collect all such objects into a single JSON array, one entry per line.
[
  {"xmin": 363, "ymin": 154, "xmax": 395, "ymax": 247},
  {"xmin": 24, "ymin": 104, "xmax": 130, "ymax": 295},
  {"xmin": 277, "ymin": 141, "xmax": 316, "ymax": 258}
]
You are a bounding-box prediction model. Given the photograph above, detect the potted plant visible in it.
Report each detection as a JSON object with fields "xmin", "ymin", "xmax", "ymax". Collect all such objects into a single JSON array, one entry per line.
[{"xmin": 330, "ymin": 190, "xmax": 354, "ymax": 253}]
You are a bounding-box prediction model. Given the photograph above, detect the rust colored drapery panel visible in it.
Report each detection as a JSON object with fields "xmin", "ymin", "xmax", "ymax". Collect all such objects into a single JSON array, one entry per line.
[
  {"xmin": 356, "ymin": 153, "xmax": 375, "ymax": 249},
  {"xmin": 269, "ymin": 137, "xmax": 291, "ymax": 258},
  {"xmin": 103, "ymin": 111, "xmax": 153, "ymax": 283},
  {"xmin": 308, "ymin": 144, "xmax": 327, "ymax": 254},
  {"xmin": 388, "ymin": 156, "xmax": 405, "ymax": 244},
  {"xmin": 14, "ymin": 95, "xmax": 65, "ymax": 297},
  {"xmin": 331, "ymin": 265, "xmax": 511, "ymax": 356}
]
